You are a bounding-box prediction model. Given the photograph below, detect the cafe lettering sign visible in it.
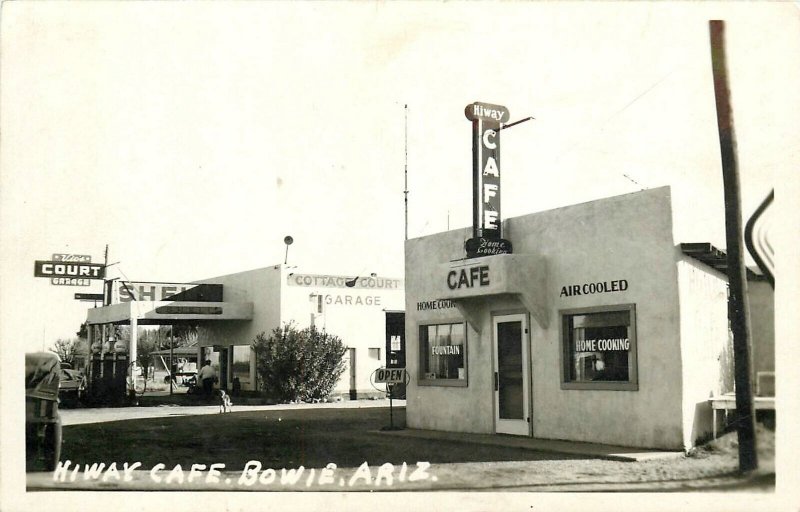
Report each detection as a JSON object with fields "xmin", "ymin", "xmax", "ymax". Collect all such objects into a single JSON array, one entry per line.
[
  {"xmin": 447, "ymin": 265, "xmax": 490, "ymax": 290},
  {"xmin": 559, "ymin": 279, "xmax": 629, "ymax": 297},
  {"xmin": 575, "ymin": 338, "xmax": 630, "ymax": 352},
  {"xmin": 464, "ymin": 101, "xmax": 513, "ymax": 258},
  {"xmin": 431, "ymin": 344, "xmax": 462, "ymax": 356}
]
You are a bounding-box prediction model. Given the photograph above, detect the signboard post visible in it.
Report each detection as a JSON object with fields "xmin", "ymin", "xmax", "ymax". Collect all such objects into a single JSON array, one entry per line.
[{"xmin": 373, "ymin": 367, "xmax": 407, "ymax": 430}]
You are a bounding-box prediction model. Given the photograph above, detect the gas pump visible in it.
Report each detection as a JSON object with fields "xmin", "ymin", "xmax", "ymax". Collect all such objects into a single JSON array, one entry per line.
[{"xmin": 86, "ymin": 329, "xmax": 129, "ymax": 405}]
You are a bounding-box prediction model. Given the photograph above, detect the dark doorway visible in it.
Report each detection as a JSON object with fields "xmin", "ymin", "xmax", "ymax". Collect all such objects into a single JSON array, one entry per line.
[{"xmin": 385, "ymin": 311, "xmax": 406, "ymax": 399}]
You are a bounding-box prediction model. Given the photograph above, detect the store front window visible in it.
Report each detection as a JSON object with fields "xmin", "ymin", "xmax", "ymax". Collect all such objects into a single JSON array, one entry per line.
[
  {"xmin": 419, "ymin": 322, "xmax": 467, "ymax": 386},
  {"xmin": 561, "ymin": 304, "xmax": 638, "ymax": 391}
]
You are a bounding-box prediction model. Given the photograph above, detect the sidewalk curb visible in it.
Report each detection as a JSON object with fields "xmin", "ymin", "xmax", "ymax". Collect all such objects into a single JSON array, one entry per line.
[{"xmin": 377, "ymin": 428, "xmax": 685, "ymax": 462}]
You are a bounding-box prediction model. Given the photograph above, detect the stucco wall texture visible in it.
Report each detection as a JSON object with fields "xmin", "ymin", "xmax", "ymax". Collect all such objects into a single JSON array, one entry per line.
[
  {"xmin": 677, "ymin": 258, "xmax": 730, "ymax": 449},
  {"xmin": 405, "ymin": 186, "xmax": 722, "ymax": 450},
  {"xmin": 196, "ymin": 266, "xmax": 404, "ymax": 396}
]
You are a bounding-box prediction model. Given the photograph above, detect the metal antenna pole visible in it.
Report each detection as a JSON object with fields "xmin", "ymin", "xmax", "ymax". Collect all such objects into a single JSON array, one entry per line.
[
  {"xmin": 404, "ymin": 104, "xmax": 409, "ymax": 241},
  {"xmin": 709, "ymin": 19, "xmax": 757, "ymax": 472},
  {"xmin": 169, "ymin": 325, "xmax": 174, "ymax": 395}
]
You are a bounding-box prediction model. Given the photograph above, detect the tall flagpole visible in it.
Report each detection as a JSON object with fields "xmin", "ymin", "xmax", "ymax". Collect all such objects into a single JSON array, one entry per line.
[{"xmin": 404, "ymin": 104, "xmax": 409, "ymax": 241}]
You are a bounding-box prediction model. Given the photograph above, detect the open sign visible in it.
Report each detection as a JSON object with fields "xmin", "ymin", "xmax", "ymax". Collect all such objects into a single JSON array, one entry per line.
[{"xmin": 374, "ymin": 368, "xmax": 406, "ymax": 384}]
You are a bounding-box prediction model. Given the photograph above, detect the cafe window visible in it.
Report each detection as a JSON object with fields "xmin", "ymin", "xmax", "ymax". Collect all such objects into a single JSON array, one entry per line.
[
  {"xmin": 419, "ymin": 322, "xmax": 467, "ymax": 386},
  {"xmin": 560, "ymin": 304, "xmax": 638, "ymax": 391}
]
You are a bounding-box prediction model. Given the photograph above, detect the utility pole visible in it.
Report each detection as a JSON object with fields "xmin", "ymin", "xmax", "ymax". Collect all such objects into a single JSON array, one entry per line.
[{"xmin": 709, "ymin": 19, "xmax": 758, "ymax": 472}]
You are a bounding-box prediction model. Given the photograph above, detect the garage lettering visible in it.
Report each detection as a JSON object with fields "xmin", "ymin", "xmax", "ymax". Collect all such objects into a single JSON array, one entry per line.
[{"xmin": 324, "ymin": 294, "xmax": 381, "ymax": 306}]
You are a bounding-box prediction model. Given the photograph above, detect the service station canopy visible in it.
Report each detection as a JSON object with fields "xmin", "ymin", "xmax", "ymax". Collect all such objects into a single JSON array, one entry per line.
[
  {"xmin": 86, "ymin": 282, "xmax": 253, "ymax": 325},
  {"xmin": 86, "ymin": 300, "xmax": 254, "ymax": 325}
]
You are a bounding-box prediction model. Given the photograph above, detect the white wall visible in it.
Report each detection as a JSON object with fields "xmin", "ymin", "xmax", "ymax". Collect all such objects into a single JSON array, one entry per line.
[
  {"xmin": 196, "ymin": 266, "xmax": 404, "ymax": 396},
  {"xmin": 406, "ymin": 187, "xmax": 689, "ymax": 449},
  {"xmin": 281, "ymin": 273, "xmax": 404, "ymax": 396},
  {"xmin": 677, "ymin": 257, "xmax": 731, "ymax": 449},
  {"xmin": 195, "ymin": 266, "xmax": 283, "ymax": 390}
]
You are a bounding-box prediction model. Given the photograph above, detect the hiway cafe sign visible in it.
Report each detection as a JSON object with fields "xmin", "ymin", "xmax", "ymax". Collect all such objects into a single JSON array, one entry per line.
[
  {"xmin": 34, "ymin": 254, "xmax": 105, "ymax": 286},
  {"xmin": 464, "ymin": 101, "xmax": 513, "ymax": 258}
]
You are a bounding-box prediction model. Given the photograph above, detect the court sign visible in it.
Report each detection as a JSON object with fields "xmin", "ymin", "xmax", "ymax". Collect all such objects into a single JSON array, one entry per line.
[{"xmin": 34, "ymin": 260, "xmax": 105, "ymax": 280}]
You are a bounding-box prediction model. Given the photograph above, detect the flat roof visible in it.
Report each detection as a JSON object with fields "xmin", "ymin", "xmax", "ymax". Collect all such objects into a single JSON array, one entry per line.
[{"xmin": 680, "ymin": 243, "xmax": 762, "ymax": 281}]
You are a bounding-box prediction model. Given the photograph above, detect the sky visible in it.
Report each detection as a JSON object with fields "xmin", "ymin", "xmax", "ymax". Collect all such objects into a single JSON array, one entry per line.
[{"xmin": 1, "ymin": 2, "xmax": 796, "ymax": 351}]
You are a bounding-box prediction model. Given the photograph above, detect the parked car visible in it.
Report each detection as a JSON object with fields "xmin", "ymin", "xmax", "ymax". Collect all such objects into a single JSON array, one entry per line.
[
  {"xmin": 58, "ymin": 368, "xmax": 86, "ymax": 405},
  {"xmin": 26, "ymin": 352, "xmax": 62, "ymax": 471}
]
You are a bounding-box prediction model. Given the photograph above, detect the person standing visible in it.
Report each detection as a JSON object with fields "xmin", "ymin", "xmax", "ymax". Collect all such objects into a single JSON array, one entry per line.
[{"xmin": 197, "ymin": 360, "xmax": 216, "ymax": 397}]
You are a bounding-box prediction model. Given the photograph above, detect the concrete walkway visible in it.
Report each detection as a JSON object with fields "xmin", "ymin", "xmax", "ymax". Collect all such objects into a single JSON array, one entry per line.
[
  {"xmin": 59, "ymin": 399, "xmax": 405, "ymax": 426},
  {"xmin": 380, "ymin": 428, "xmax": 685, "ymax": 462}
]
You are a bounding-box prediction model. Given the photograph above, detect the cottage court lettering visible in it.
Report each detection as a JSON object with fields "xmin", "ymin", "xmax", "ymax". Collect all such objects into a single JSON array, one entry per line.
[
  {"xmin": 447, "ymin": 266, "xmax": 490, "ymax": 290},
  {"xmin": 290, "ymin": 274, "xmax": 402, "ymax": 289}
]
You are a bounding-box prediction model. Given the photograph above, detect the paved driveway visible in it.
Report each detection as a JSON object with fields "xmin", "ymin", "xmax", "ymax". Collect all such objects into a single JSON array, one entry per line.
[{"xmin": 59, "ymin": 399, "xmax": 405, "ymax": 426}]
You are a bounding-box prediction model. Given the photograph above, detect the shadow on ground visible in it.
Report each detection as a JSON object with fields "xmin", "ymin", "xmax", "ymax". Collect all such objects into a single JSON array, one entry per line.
[{"xmin": 60, "ymin": 407, "xmax": 587, "ymax": 470}]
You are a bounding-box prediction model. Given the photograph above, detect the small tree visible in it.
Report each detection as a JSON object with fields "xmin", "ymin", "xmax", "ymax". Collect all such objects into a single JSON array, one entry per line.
[
  {"xmin": 76, "ymin": 321, "xmax": 89, "ymax": 340},
  {"xmin": 252, "ymin": 323, "xmax": 347, "ymax": 402},
  {"xmin": 50, "ymin": 338, "xmax": 86, "ymax": 367}
]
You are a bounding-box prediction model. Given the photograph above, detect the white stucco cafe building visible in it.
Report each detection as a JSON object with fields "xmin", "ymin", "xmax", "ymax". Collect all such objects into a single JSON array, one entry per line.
[{"xmin": 404, "ymin": 186, "xmax": 774, "ymax": 451}]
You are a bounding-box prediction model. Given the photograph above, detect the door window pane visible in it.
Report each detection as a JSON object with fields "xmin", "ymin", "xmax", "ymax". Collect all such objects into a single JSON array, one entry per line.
[{"xmin": 497, "ymin": 321, "xmax": 523, "ymax": 419}]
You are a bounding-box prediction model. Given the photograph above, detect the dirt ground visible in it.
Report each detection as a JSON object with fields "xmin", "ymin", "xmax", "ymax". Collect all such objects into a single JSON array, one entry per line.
[{"xmin": 29, "ymin": 405, "xmax": 775, "ymax": 492}]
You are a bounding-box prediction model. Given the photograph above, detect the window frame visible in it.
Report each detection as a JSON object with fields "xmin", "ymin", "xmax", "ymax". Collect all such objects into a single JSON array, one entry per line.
[
  {"xmin": 559, "ymin": 303, "xmax": 638, "ymax": 391},
  {"xmin": 417, "ymin": 320, "xmax": 468, "ymax": 387}
]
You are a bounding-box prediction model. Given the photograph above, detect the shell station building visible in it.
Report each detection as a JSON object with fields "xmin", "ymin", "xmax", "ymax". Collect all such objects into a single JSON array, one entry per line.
[
  {"xmin": 402, "ymin": 102, "xmax": 774, "ymax": 451},
  {"xmin": 86, "ymin": 266, "xmax": 405, "ymax": 399}
]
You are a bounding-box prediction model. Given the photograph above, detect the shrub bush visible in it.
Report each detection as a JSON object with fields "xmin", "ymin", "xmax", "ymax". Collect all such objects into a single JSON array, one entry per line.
[{"xmin": 252, "ymin": 324, "xmax": 347, "ymax": 402}]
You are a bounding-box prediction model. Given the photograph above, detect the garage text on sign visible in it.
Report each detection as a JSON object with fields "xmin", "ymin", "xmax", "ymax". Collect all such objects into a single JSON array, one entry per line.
[{"xmin": 374, "ymin": 368, "xmax": 406, "ymax": 384}]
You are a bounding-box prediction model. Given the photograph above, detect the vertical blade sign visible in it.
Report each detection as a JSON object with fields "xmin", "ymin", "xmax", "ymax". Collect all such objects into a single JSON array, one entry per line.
[{"xmin": 464, "ymin": 101, "xmax": 513, "ymax": 258}]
